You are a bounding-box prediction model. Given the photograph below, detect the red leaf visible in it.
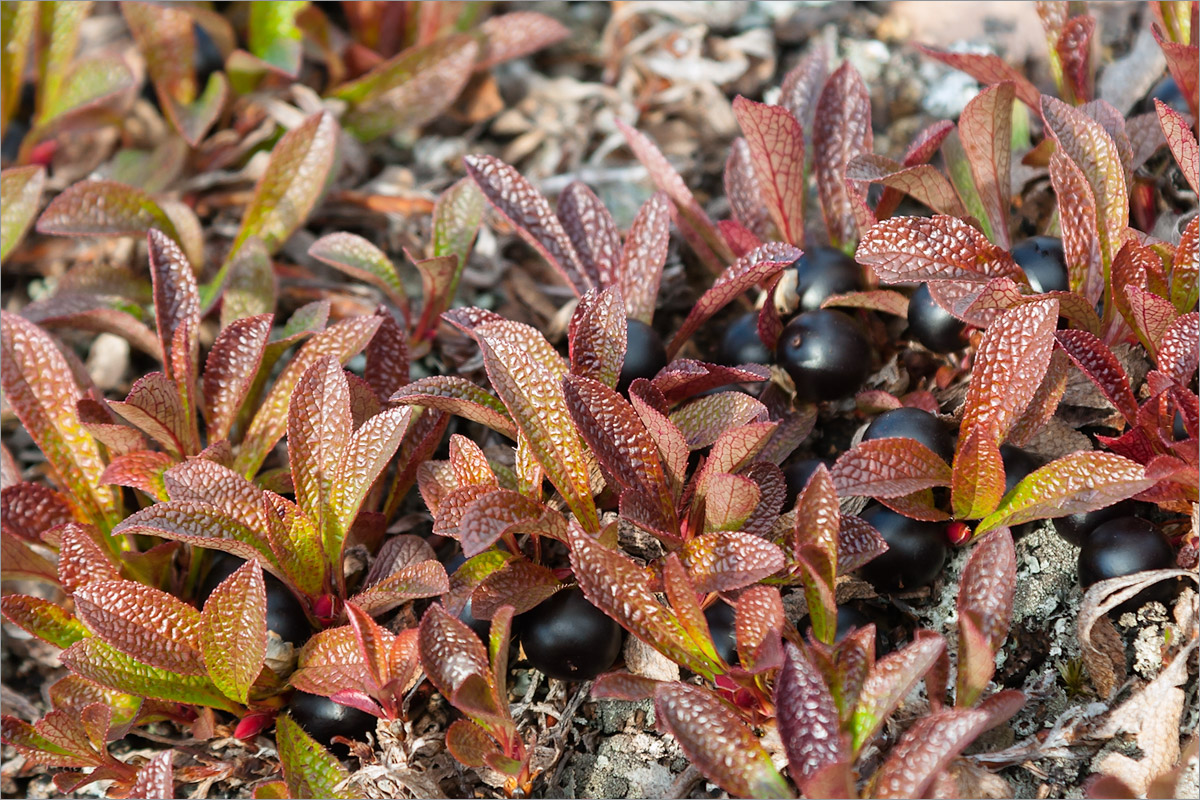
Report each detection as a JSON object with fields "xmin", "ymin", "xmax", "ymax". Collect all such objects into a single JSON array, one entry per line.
[
  {"xmin": 464, "ymin": 154, "xmax": 589, "ymax": 295},
  {"xmin": 568, "ymin": 288, "xmax": 626, "ymax": 389},
  {"xmin": 791, "ymin": 465, "xmax": 839, "ymax": 644},
  {"xmin": 288, "ymin": 356, "xmax": 351, "ymax": 542},
  {"xmin": 456, "ymin": 489, "xmax": 545, "ymax": 556},
  {"xmin": 851, "ymin": 635, "xmax": 946, "ymax": 754},
  {"xmin": 1157, "ymin": 312, "xmax": 1199, "ymax": 387},
  {"xmin": 127, "ymin": 750, "xmax": 173, "ymax": 800},
  {"xmin": 418, "ymin": 604, "xmax": 489, "ymax": 700},
  {"xmin": 670, "ymin": 391, "xmax": 768, "ymax": 450},
  {"xmin": 734, "ymin": 586, "xmax": 784, "ymax": 673},
  {"xmin": 203, "ymin": 314, "xmax": 272, "ymax": 443},
  {"xmin": 667, "ymin": 242, "xmax": 801, "ymax": 357},
  {"xmin": 1122, "ymin": 284, "xmax": 1178, "ymax": 359},
  {"xmin": 1056, "ymin": 329, "xmax": 1139, "ymax": 424},
  {"xmin": 679, "ymin": 532, "xmax": 784, "ymax": 593},
  {"xmin": 846, "ymin": 155, "xmax": 966, "ymax": 219},
  {"xmin": 74, "ymin": 580, "xmax": 206, "ymax": 676},
  {"xmin": 148, "ymin": 229, "xmax": 200, "ymax": 437},
  {"xmin": 875, "ymin": 120, "xmax": 956, "ymax": 220},
  {"xmin": 1056, "ymin": 16, "xmax": 1095, "ymax": 104},
  {"xmin": 476, "ymin": 11, "xmax": 568, "ymax": 69},
  {"xmin": 650, "ymin": 360, "xmax": 770, "ymax": 405},
  {"xmin": 830, "ymin": 439, "xmax": 953, "ymax": 498},
  {"xmin": 956, "ymin": 529, "xmax": 1016, "ymax": 707},
  {"xmin": 330, "ymin": 404, "xmax": 411, "ymax": 539},
  {"xmin": 100, "ymin": 450, "xmax": 173, "ymax": 501},
  {"xmin": 36, "ymin": 180, "xmax": 178, "ymax": 241},
  {"xmin": 654, "ymin": 683, "xmax": 789, "ymax": 800},
  {"xmin": 471, "ymin": 560, "xmax": 561, "ymax": 619},
  {"xmin": 110, "ymin": 372, "xmax": 190, "ymax": 456},
  {"xmin": 958, "ymin": 82, "xmax": 1014, "ymax": 249},
  {"xmin": 813, "ymin": 63, "xmax": 873, "ymax": 248},
  {"xmin": 838, "ymin": 514, "xmax": 889, "ymax": 574},
  {"xmin": 201, "ymin": 561, "xmax": 267, "ymax": 705},
  {"xmin": 916, "ymin": 46, "xmax": 1042, "ymax": 110},
  {"xmin": 618, "ymin": 192, "xmax": 671, "ymax": 324},
  {"xmin": 733, "ymin": 96, "xmax": 805, "ymax": 246},
  {"xmin": 780, "ymin": 45, "xmax": 829, "ymax": 131},
  {"xmin": 725, "ymin": 138, "xmax": 771, "ymax": 240},
  {"xmin": 1006, "ymin": 349, "xmax": 1072, "ymax": 448},
  {"xmin": 872, "ymin": 708, "xmax": 991, "ymax": 798},
  {"xmin": 960, "ymin": 298, "xmax": 1059, "ymax": 443},
  {"xmin": 1049, "ymin": 150, "xmax": 1102, "ymax": 303},
  {"xmin": 1170, "ymin": 217, "xmax": 1199, "ymax": 315},
  {"xmin": 1158, "ymin": 100, "xmax": 1199, "ymax": 194},
  {"xmin": 855, "ymin": 214, "xmax": 1020, "ymax": 285},
  {"xmin": 556, "ymin": 182, "xmax": 620, "ymax": 291},
  {"xmin": 951, "ymin": 426, "xmax": 1005, "ymax": 521},
  {"xmin": 0, "ymin": 482, "xmax": 75, "ymax": 541},
  {"xmin": 445, "ymin": 719, "xmax": 498, "ymax": 768},
  {"xmin": 390, "ymin": 376, "xmax": 517, "ymax": 440},
  {"xmin": 1152, "ymin": 26, "xmax": 1200, "ymax": 121},
  {"xmin": 775, "ymin": 642, "xmax": 843, "ymax": 786}
]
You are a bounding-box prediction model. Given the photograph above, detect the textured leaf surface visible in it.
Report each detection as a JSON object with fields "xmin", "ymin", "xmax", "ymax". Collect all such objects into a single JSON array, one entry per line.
[
  {"xmin": 1, "ymin": 594, "xmax": 88, "ymax": 649},
  {"xmin": 476, "ymin": 321, "xmax": 598, "ymax": 532},
  {"xmin": 1049, "ymin": 150, "xmax": 1102, "ymax": 302},
  {"xmin": 115, "ymin": 501, "xmax": 274, "ymax": 566},
  {"xmin": 37, "ymin": 180, "xmax": 177, "ymax": 241},
  {"xmin": 956, "ymin": 530, "xmax": 1015, "ymax": 707},
  {"xmin": 0, "ymin": 708, "xmax": 107, "ymax": 768},
  {"xmin": 1170, "ymin": 217, "xmax": 1199, "ymax": 315},
  {"xmin": 734, "ymin": 586, "xmax": 784, "ymax": 673},
  {"xmin": 557, "ymin": 182, "xmax": 620, "ymax": 291},
  {"xmin": 830, "ymin": 439, "xmax": 952, "ymax": 498},
  {"xmin": 1055, "ymin": 329, "xmax": 1138, "ymax": 424},
  {"xmin": 1122, "ymin": 284, "xmax": 1178, "ymax": 360},
  {"xmin": 291, "ymin": 626, "xmax": 370, "ymax": 699},
  {"xmin": 0, "ymin": 482, "xmax": 75, "ymax": 542},
  {"xmin": 289, "ymin": 356, "xmax": 351, "ymax": 541},
  {"xmin": 874, "ymin": 120, "xmax": 956, "ymax": 219},
  {"xmin": 148, "ymin": 230, "xmax": 200, "ymax": 430},
  {"xmin": 838, "ymin": 515, "xmax": 889, "ymax": 573},
  {"xmin": 733, "ymin": 96, "xmax": 805, "ymax": 245},
  {"xmin": 60, "ymin": 639, "xmax": 237, "ymax": 712},
  {"xmin": 960, "ymin": 299, "xmax": 1059, "ymax": 443},
  {"xmin": 0, "ymin": 313, "xmax": 116, "ymax": 527},
  {"xmin": 0, "ymin": 2, "xmax": 35, "ymax": 134},
  {"xmin": 670, "ymin": 392, "xmax": 768, "ymax": 450},
  {"xmin": 951, "ymin": 426, "xmax": 1005, "ymax": 521},
  {"xmin": 725, "ymin": 138, "xmax": 771, "ymax": 240},
  {"xmin": 680, "ymin": 532, "xmax": 784, "ymax": 593},
  {"xmin": 127, "ymin": 749, "xmax": 173, "ymax": 800},
  {"xmin": 654, "ymin": 683, "xmax": 789, "ymax": 800},
  {"xmin": 331, "ymin": 405, "xmax": 411, "ymax": 537},
  {"xmin": 276, "ymin": 714, "xmax": 350, "ymax": 800},
  {"xmin": 791, "ymin": 465, "xmax": 839, "ymax": 642},
  {"xmin": 464, "ymin": 154, "xmax": 589, "ymax": 294},
  {"xmin": 1157, "ymin": 312, "xmax": 1199, "ymax": 387},
  {"xmin": 201, "ymin": 561, "xmax": 267, "ymax": 704},
  {"xmin": 958, "ymin": 82, "xmax": 1013, "ymax": 249},
  {"xmin": 813, "ymin": 62, "xmax": 873, "ymax": 248},
  {"xmin": 445, "ymin": 719, "xmax": 499, "ymax": 768},
  {"xmin": 74, "ymin": 580, "xmax": 205, "ymax": 676},
  {"xmin": 568, "ymin": 289, "xmax": 626, "ymax": 389},
  {"xmin": 871, "ymin": 708, "xmax": 990, "ymax": 799},
  {"xmin": 852, "ymin": 635, "xmax": 946, "ymax": 753},
  {"xmin": 1158, "ymin": 100, "xmax": 1199, "ymax": 193},
  {"xmin": 917, "ymin": 46, "xmax": 1042, "ymax": 109},
  {"xmin": 1, "ymin": 166, "xmax": 45, "ymax": 261},
  {"xmin": 219, "ymin": 237, "xmax": 276, "ymax": 327},
  {"xmin": 418, "ymin": 604, "xmax": 489, "ymax": 700},
  {"xmin": 776, "ymin": 642, "xmax": 843, "ymax": 785},
  {"xmin": 854, "ymin": 214, "xmax": 1019, "ymax": 285},
  {"xmin": 390, "ymin": 376, "xmax": 517, "ymax": 439},
  {"xmin": 845, "ymin": 155, "xmax": 965, "ymax": 218},
  {"xmin": 668, "ymin": 242, "xmax": 801, "ymax": 356},
  {"xmin": 203, "ymin": 314, "xmax": 272, "ymax": 442},
  {"xmin": 309, "ymin": 233, "xmax": 406, "ymax": 309},
  {"xmin": 977, "ymin": 452, "xmax": 1154, "ymax": 534}
]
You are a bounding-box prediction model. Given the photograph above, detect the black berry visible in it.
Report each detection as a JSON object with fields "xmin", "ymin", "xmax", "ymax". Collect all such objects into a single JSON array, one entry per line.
[
  {"xmin": 862, "ymin": 408, "xmax": 955, "ymax": 464},
  {"xmin": 618, "ymin": 319, "xmax": 667, "ymax": 392},
  {"xmin": 719, "ymin": 311, "xmax": 772, "ymax": 366},
  {"xmin": 907, "ymin": 283, "xmax": 967, "ymax": 353},
  {"xmin": 198, "ymin": 553, "xmax": 313, "ymax": 646},
  {"xmin": 287, "ymin": 692, "xmax": 376, "ymax": 751},
  {"xmin": 1000, "ymin": 445, "xmax": 1043, "ymax": 539},
  {"xmin": 1077, "ymin": 517, "xmax": 1175, "ymax": 611},
  {"xmin": 790, "ymin": 246, "xmax": 864, "ymax": 314},
  {"xmin": 1053, "ymin": 500, "xmax": 1138, "ymax": 547},
  {"xmin": 517, "ymin": 586, "xmax": 623, "ymax": 681},
  {"xmin": 857, "ymin": 504, "xmax": 948, "ymax": 593},
  {"xmin": 775, "ymin": 310, "xmax": 871, "ymax": 403},
  {"xmin": 781, "ymin": 457, "xmax": 834, "ymax": 508},
  {"xmin": 1011, "ymin": 236, "xmax": 1069, "ymax": 294},
  {"xmin": 704, "ymin": 601, "xmax": 738, "ymax": 665}
]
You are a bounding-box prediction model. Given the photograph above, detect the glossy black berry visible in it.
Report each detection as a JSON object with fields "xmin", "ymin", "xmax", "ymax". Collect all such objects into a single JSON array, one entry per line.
[
  {"xmin": 1000, "ymin": 445, "xmax": 1043, "ymax": 539},
  {"xmin": 517, "ymin": 587, "xmax": 623, "ymax": 681},
  {"xmin": 857, "ymin": 504, "xmax": 947, "ymax": 593},
  {"xmin": 798, "ymin": 604, "xmax": 874, "ymax": 645},
  {"xmin": 1078, "ymin": 518, "xmax": 1175, "ymax": 608},
  {"xmin": 1012, "ymin": 236, "xmax": 1069, "ymax": 294},
  {"xmin": 198, "ymin": 553, "xmax": 313, "ymax": 646},
  {"xmin": 776, "ymin": 310, "xmax": 871, "ymax": 403},
  {"xmin": 781, "ymin": 457, "xmax": 834, "ymax": 508},
  {"xmin": 1053, "ymin": 500, "xmax": 1138, "ymax": 547},
  {"xmin": 287, "ymin": 692, "xmax": 376, "ymax": 750},
  {"xmin": 719, "ymin": 312, "xmax": 772, "ymax": 366},
  {"xmin": 618, "ymin": 319, "xmax": 668, "ymax": 392},
  {"xmin": 907, "ymin": 283, "xmax": 967, "ymax": 353},
  {"xmin": 862, "ymin": 408, "xmax": 955, "ymax": 464},
  {"xmin": 704, "ymin": 601, "xmax": 738, "ymax": 665},
  {"xmin": 790, "ymin": 246, "xmax": 864, "ymax": 313}
]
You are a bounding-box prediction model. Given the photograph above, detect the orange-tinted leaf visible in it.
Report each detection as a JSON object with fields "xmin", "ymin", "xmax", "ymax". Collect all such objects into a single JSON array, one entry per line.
[
  {"xmin": 820, "ymin": 289, "xmax": 909, "ymax": 317},
  {"xmin": 976, "ymin": 452, "xmax": 1155, "ymax": 535},
  {"xmin": 1, "ymin": 165, "xmax": 45, "ymax": 261},
  {"xmin": 855, "ymin": 214, "xmax": 1019, "ymax": 285},
  {"xmin": 1055, "ymin": 16, "xmax": 1094, "ymax": 104},
  {"xmin": 667, "ymin": 242, "xmax": 801, "ymax": 357},
  {"xmin": 568, "ymin": 288, "xmax": 626, "ymax": 389},
  {"xmin": 875, "ymin": 120, "xmax": 956, "ymax": 219},
  {"xmin": 651, "ymin": 360, "xmax": 770, "ymax": 405},
  {"xmin": 680, "ymin": 531, "xmax": 783, "ymax": 594},
  {"xmin": 1, "ymin": 594, "xmax": 88, "ymax": 649},
  {"xmin": 0, "ymin": 482, "xmax": 75, "ymax": 541},
  {"xmin": 1, "ymin": 532, "xmax": 57, "ymax": 583},
  {"xmin": 203, "ymin": 314, "xmax": 272, "ymax": 442},
  {"xmin": 0, "ymin": 708, "xmax": 108, "ymax": 769},
  {"xmin": 1170, "ymin": 217, "xmax": 1199, "ymax": 315},
  {"xmin": 1158, "ymin": 312, "xmax": 1199, "ymax": 387},
  {"xmin": 917, "ymin": 46, "xmax": 1042, "ymax": 110},
  {"xmin": 115, "ymin": 500, "xmax": 275, "ymax": 567},
  {"xmin": 1048, "ymin": 149, "xmax": 1102, "ymax": 302},
  {"xmin": 331, "ymin": 405, "xmax": 410, "ymax": 536},
  {"xmin": 733, "ymin": 96, "xmax": 805, "ymax": 246},
  {"xmin": 670, "ymin": 391, "xmax": 769, "ymax": 450},
  {"xmin": 201, "ymin": 561, "xmax": 267, "ymax": 704},
  {"xmin": 951, "ymin": 426, "xmax": 1005, "ymax": 520},
  {"xmin": 956, "ymin": 529, "xmax": 1015, "ymax": 707},
  {"xmin": 851, "ymin": 635, "xmax": 946, "ymax": 754},
  {"xmin": 1122, "ymin": 283, "xmax": 1178, "ymax": 359},
  {"xmin": 830, "ymin": 438, "xmax": 952, "ymax": 498},
  {"xmin": 456, "ymin": 489, "xmax": 544, "ymax": 557},
  {"xmin": 74, "ymin": 580, "xmax": 205, "ymax": 676},
  {"xmin": 872, "ymin": 708, "xmax": 991, "ymax": 798},
  {"xmin": 390, "ymin": 376, "xmax": 516, "ymax": 439},
  {"xmin": 275, "ymin": 714, "xmax": 350, "ymax": 800},
  {"xmin": 291, "ymin": 625, "xmax": 370, "ymax": 699},
  {"xmin": 445, "ymin": 718, "xmax": 499, "ymax": 768},
  {"xmin": 959, "ymin": 82, "xmax": 1014, "ymax": 249},
  {"xmin": 813, "ymin": 62, "xmax": 873, "ymax": 248},
  {"xmin": 289, "ymin": 356, "xmax": 351, "ymax": 542},
  {"xmin": 1158, "ymin": 100, "xmax": 1199, "ymax": 194},
  {"xmin": 654, "ymin": 683, "xmax": 789, "ymax": 800},
  {"xmin": 1152, "ymin": 26, "xmax": 1199, "ymax": 121},
  {"xmin": 960, "ymin": 298, "xmax": 1059, "ymax": 443},
  {"xmin": 309, "ymin": 233, "xmax": 406, "ymax": 310}
]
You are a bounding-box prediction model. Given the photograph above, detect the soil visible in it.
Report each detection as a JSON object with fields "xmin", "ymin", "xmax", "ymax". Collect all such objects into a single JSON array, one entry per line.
[{"xmin": 1, "ymin": 2, "xmax": 1197, "ymax": 798}]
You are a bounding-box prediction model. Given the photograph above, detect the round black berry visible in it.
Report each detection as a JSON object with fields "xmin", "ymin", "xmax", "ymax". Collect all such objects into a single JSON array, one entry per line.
[
  {"xmin": 287, "ymin": 692, "xmax": 376, "ymax": 750},
  {"xmin": 907, "ymin": 283, "xmax": 967, "ymax": 353},
  {"xmin": 1000, "ymin": 445, "xmax": 1043, "ymax": 539},
  {"xmin": 781, "ymin": 457, "xmax": 834, "ymax": 508},
  {"xmin": 1053, "ymin": 500, "xmax": 1138, "ymax": 547},
  {"xmin": 857, "ymin": 504, "xmax": 948, "ymax": 593},
  {"xmin": 1078, "ymin": 518, "xmax": 1175, "ymax": 610},
  {"xmin": 198, "ymin": 553, "xmax": 313, "ymax": 646},
  {"xmin": 704, "ymin": 601, "xmax": 738, "ymax": 665},
  {"xmin": 1011, "ymin": 236, "xmax": 1069, "ymax": 294},
  {"xmin": 719, "ymin": 312, "xmax": 772, "ymax": 366},
  {"xmin": 790, "ymin": 246, "xmax": 864, "ymax": 314},
  {"xmin": 798, "ymin": 604, "xmax": 874, "ymax": 645},
  {"xmin": 862, "ymin": 408, "xmax": 955, "ymax": 464},
  {"xmin": 618, "ymin": 319, "xmax": 668, "ymax": 392},
  {"xmin": 517, "ymin": 587, "xmax": 623, "ymax": 681},
  {"xmin": 776, "ymin": 310, "xmax": 871, "ymax": 403}
]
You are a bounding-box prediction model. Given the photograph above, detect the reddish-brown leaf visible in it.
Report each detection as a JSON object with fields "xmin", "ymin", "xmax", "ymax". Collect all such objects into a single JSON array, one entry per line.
[
  {"xmin": 680, "ymin": 532, "xmax": 784, "ymax": 593},
  {"xmin": 330, "ymin": 405, "xmax": 411, "ymax": 538},
  {"xmin": 845, "ymin": 155, "xmax": 966, "ymax": 219},
  {"xmin": 775, "ymin": 642, "xmax": 843, "ymax": 786},
  {"xmin": 855, "ymin": 214, "xmax": 1020, "ymax": 288},
  {"xmin": 959, "ymin": 82, "xmax": 1014, "ymax": 249},
  {"xmin": 733, "ymin": 96, "xmax": 805, "ymax": 246},
  {"xmin": 725, "ymin": 138, "xmax": 771, "ymax": 240},
  {"xmin": 1122, "ymin": 284, "xmax": 1178, "ymax": 359},
  {"xmin": 556, "ymin": 182, "xmax": 619, "ymax": 291},
  {"xmin": 875, "ymin": 120, "xmax": 956, "ymax": 219},
  {"xmin": 1152, "ymin": 26, "xmax": 1199, "ymax": 121},
  {"xmin": 109, "ymin": 372, "xmax": 189, "ymax": 457},
  {"xmin": 201, "ymin": 560, "xmax": 267, "ymax": 704},
  {"xmin": 1055, "ymin": 329, "xmax": 1139, "ymax": 424},
  {"xmin": 820, "ymin": 289, "xmax": 910, "ymax": 317},
  {"xmin": 651, "ymin": 361, "xmax": 771, "ymax": 405},
  {"xmin": 568, "ymin": 288, "xmax": 627, "ymax": 389},
  {"xmin": 445, "ymin": 719, "xmax": 498, "ymax": 768},
  {"xmin": 791, "ymin": 465, "xmax": 840, "ymax": 643},
  {"xmin": 1048, "ymin": 150, "xmax": 1102, "ymax": 303},
  {"xmin": 1157, "ymin": 100, "xmax": 1199, "ymax": 195},
  {"xmin": 1, "ymin": 531, "xmax": 57, "ymax": 583},
  {"xmin": 0, "ymin": 482, "xmax": 75, "ymax": 541},
  {"xmin": 951, "ymin": 426, "xmax": 1005, "ymax": 521},
  {"xmin": 735, "ymin": 586, "xmax": 784, "ymax": 673},
  {"xmin": 670, "ymin": 392, "xmax": 768, "ymax": 450},
  {"xmin": 471, "ymin": 561, "xmax": 560, "ymax": 620},
  {"xmin": 36, "ymin": 180, "xmax": 178, "ymax": 241},
  {"xmin": 418, "ymin": 603, "xmax": 489, "ymax": 700},
  {"xmin": 956, "ymin": 529, "xmax": 1015, "ymax": 707},
  {"xmin": 830, "ymin": 439, "xmax": 953, "ymax": 498},
  {"xmin": 1056, "ymin": 16, "xmax": 1095, "ymax": 103},
  {"xmin": 916, "ymin": 46, "xmax": 1042, "ymax": 110},
  {"xmin": 618, "ymin": 192, "xmax": 672, "ymax": 324},
  {"xmin": 871, "ymin": 708, "xmax": 991, "ymax": 798},
  {"xmin": 203, "ymin": 314, "xmax": 272, "ymax": 443},
  {"xmin": 74, "ymin": 580, "xmax": 206, "ymax": 676},
  {"xmin": 390, "ymin": 376, "xmax": 516, "ymax": 440},
  {"xmin": 813, "ymin": 63, "xmax": 873, "ymax": 248},
  {"xmin": 309, "ymin": 232, "xmax": 407, "ymax": 310},
  {"xmin": 780, "ymin": 45, "xmax": 829, "ymax": 131},
  {"xmin": 1006, "ymin": 348, "xmax": 1072, "ymax": 448},
  {"xmin": 288, "ymin": 356, "xmax": 351, "ymax": 541},
  {"xmin": 654, "ymin": 683, "xmax": 790, "ymax": 799},
  {"xmin": 477, "ymin": 11, "xmax": 569, "ymax": 68},
  {"xmin": 851, "ymin": 635, "xmax": 947, "ymax": 753},
  {"xmin": 837, "ymin": 515, "xmax": 888, "ymax": 573},
  {"xmin": 1157, "ymin": 312, "xmax": 1199, "ymax": 387},
  {"xmin": 127, "ymin": 749, "xmax": 173, "ymax": 800},
  {"xmin": 1170, "ymin": 217, "xmax": 1199, "ymax": 315}
]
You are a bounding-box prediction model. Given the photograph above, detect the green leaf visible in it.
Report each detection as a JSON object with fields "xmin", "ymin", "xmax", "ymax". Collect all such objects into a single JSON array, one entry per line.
[
  {"xmin": 654, "ymin": 683, "xmax": 791, "ymax": 800},
  {"xmin": 248, "ymin": 1, "xmax": 306, "ymax": 76},
  {"xmin": 330, "ymin": 407, "xmax": 410, "ymax": 541},
  {"xmin": 288, "ymin": 356, "xmax": 351, "ymax": 548},
  {"xmin": 976, "ymin": 452, "xmax": 1155, "ymax": 535},
  {"xmin": 74, "ymin": 580, "xmax": 205, "ymax": 676},
  {"xmin": 275, "ymin": 713, "xmax": 351, "ymax": 800},
  {"xmin": 0, "ymin": 708, "xmax": 108, "ymax": 768},
  {"xmin": 851, "ymin": 635, "xmax": 946, "ymax": 755},
  {"xmin": 333, "ymin": 35, "xmax": 478, "ymax": 142},
  {"xmin": 219, "ymin": 237, "xmax": 276, "ymax": 327},
  {"xmin": 0, "ymin": 312, "xmax": 117, "ymax": 529},
  {"xmin": 1, "ymin": 594, "xmax": 89, "ymax": 648},
  {"xmin": 1, "ymin": 166, "xmax": 45, "ymax": 261},
  {"xmin": 950, "ymin": 426, "xmax": 1005, "ymax": 520},
  {"xmin": 309, "ymin": 233, "xmax": 407, "ymax": 310},
  {"xmin": 60, "ymin": 638, "xmax": 239, "ymax": 712},
  {"xmin": 1, "ymin": 1, "xmax": 36, "ymax": 133},
  {"xmin": 475, "ymin": 320, "xmax": 599, "ymax": 534},
  {"xmin": 201, "ymin": 560, "xmax": 267, "ymax": 704}
]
